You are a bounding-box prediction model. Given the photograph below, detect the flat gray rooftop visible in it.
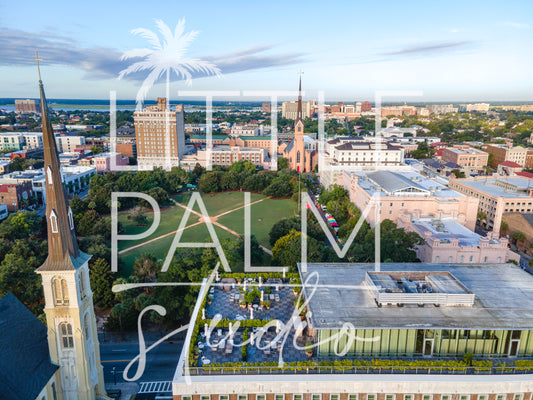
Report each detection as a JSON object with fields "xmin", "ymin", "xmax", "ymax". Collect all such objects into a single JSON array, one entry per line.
[
  {"xmin": 299, "ymin": 263, "xmax": 533, "ymax": 330},
  {"xmin": 456, "ymin": 178, "xmax": 533, "ymax": 198}
]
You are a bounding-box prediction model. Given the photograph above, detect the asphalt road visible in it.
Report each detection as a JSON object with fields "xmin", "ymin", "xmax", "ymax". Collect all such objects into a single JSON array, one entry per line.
[{"xmin": 99, "ymin": 333, "xmax": 185, "ymax": 384}]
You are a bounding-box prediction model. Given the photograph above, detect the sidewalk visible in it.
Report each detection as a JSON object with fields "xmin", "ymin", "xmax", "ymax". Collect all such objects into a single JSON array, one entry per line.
[{"xmin": 105, "ymin": 382, "xmax": 139, "ymax": 400}]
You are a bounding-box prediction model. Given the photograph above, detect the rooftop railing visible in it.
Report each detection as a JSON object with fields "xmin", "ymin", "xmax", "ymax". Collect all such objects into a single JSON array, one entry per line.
[{"xmin": 185, "ymin": 365, "xmax": 533, "ymax": 376}]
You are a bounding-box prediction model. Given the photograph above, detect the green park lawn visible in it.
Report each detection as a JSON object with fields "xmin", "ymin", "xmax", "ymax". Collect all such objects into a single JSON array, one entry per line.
[
  {"xmin": 117, "ymin": 223, "xmax": 235, "ymax": 277},
  {"xmin": 117, "ymin": 205, "xmax": 189, "ymax": 252},
  {"xmin": 172, "ymin": 191, "xmax": 265, "ymax": 216},
  {"xmin": 117, "ymin": 191, "xmax": 298, "ymax": 276},
  {"xmin": 216, "ymin": 197, "xmax": 298, "ymax": 248}
]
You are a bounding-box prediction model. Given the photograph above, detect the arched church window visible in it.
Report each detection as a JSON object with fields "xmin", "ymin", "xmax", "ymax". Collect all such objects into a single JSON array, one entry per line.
[
  {"xmin": 297, "ymin": 151, "xmax": 301, "ymax": 163},
  {"xmin": 47, "ymin": 166, "xmax": 53, "ymax": 185},
  {"xmin": 52, "ymin": 276, "xmax": 69, "ymax": 305},
  {"xmin": 59, "ymin": 322, "xmax": 74, "ymax": 348},
  {"xmin": 50, "ymin": 209, "xmax": 59, "ymax": 233}
]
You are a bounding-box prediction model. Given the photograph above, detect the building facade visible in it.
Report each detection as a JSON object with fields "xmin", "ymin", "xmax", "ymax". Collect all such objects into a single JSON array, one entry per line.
[
  {"xmin": 171, "ymin": 263, "xmax": 533, "ymax": 399},
  {"xmin": 440, "ymin": 148, "xmax": 488, "ymax": 172},
  {"xmin": 134, "ymin": 97, "xmax": 186, "ymax": 169},
  {"xmin": 343, "ymin": 170, "xmax": 479, "ymax": 230},
  {"xmin": 15, "ymin": 98, "xmax": 39, "ymax": 113},
  {"xmin": 448, "ymin": 176, "xmax": 533, "ymax": 235}
]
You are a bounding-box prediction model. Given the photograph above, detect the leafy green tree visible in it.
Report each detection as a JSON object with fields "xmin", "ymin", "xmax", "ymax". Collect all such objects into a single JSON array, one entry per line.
[
  {"xmin": 89, "ymin": 258, "xmax": 115, "ymax": 308},
  {"xmin": 243, "ymin": 174, "xmax": 272, "ymax": 192},
  {"xmin": 69, "ymin": 195, "xmax": 87, "ymax": 216},
  {"xmin": 512, "ymin": 231, "xmax": 526, "ymax": 246},
  {"xmin": 90, "ymin": 146, "xmax": 103, "ymax": 155},
  {"xmin": 501, "ymin": 221, "xmax": 509, "ymax": 235},
  {"xmin": 277, "ymin": 158, "xmax": 289, "ymax": 170},
  {"xmin": 272, "ymin": 230, "xmax": 330, "ymax": 272},
  {"xmin": 237, "ymin": 234, "xmax": 263, "ymax": 264},
  {"xmin": 198, "ymin": 171, "xmax": 223, "ymax": 193},
  {"xmin": 229, "ymin": 160, "xmax": 256, "ymax": 174},
  {"xmin": 318, "ymin": 185, "xmax": 349, "ymax": 205},
  {"xmin": 0, "ymin": 211, "xmax": 41, "ymax": 239},
  {"xmin": 144, "ymin": 187, "xmax": 170, "ymax": 206},
  {"xmin": 263, "ymin": 181, "xmax": 292, "ymax": 198},
  {"xmin": 0, "ymin": 239, "xmax": 46, "ymax": 308},
  {"xmin": 451, "ymin": 169, "xmax": 466, "ymax": 178},
  {"xmin": 269, "ymin": 217, "xmax": 300, "ymax": 246},
  {"xmin": 133, "ymin": 254, "xmax": 161, "ymax": 284}
]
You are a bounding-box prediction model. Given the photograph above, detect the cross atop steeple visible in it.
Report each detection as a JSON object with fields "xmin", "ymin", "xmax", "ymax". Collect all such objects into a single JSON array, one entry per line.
[
  {"xmin": 33, "ymin": 51, "xmax": 43, "ymax": 81},
  {"xmin": 35, "ymin": 54, "xmax": 90, "ymax": 272}
]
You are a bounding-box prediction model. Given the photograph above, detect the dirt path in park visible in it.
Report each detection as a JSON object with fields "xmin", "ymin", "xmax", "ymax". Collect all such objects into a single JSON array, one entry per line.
[{"xmin": 119, "ymin": 196, "xmax": 271, "ymax": 255}]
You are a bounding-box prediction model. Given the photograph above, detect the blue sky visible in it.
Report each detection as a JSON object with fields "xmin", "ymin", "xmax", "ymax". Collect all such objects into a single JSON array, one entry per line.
[{"xmin": 0, "ymin": 0, "xmax": 532, "ymax": 101}]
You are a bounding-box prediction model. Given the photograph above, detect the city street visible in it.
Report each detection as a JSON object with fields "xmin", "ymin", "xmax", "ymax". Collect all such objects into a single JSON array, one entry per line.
[{"xmin": 99, "ymin": 331, "xmax": 185, "ymax": 387}]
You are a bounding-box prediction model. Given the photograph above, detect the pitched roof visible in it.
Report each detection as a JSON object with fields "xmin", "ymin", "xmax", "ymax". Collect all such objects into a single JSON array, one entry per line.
[
  {"xmin": 0, "ymin": 293, "xmax": 58, "ymax": 400},
  {"xmin": 499, "ymin": 161, "xmax": 522, "ymax": 168},
  {"xmin": 366, "ymin": 170, "xmax": 429, "ymax": 194}
]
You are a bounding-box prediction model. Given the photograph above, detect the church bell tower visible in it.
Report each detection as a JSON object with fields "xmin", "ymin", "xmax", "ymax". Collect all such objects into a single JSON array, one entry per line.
[{"xmin": 35, "ymin": 54, "xmax": 107, "ymax": 400}]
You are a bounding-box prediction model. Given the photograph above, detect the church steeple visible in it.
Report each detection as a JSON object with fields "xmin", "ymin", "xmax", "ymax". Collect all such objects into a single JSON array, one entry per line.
[
  {"xmin": 35, "ymin": 53, "xmax": 107, "ymax": 400},
  {"xmin": 36, "ymin": 52, "xmax": 89, "ymax": 272},
  {"xmin": 296, "ymin": 73, "xmax": 303, "ymax": 124}
]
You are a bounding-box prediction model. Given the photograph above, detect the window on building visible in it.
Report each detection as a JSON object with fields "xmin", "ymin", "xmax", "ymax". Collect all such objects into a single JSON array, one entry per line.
[
  {"xmin": 367, "ymin": 396, "xmax": 376, "ymax": 400},
  {"xmin": 479, "ymin": 396, "xmax": 487, "ymax": 400},
  {"xmin": 257, "ymin": 395, "xmax": 266, "ymax": 400},
  {"xmin": 49, "ymin": 210, "xmax": 59, "ymax": 233},
  {"xmin": 312, "ymin": 395, "xmax": 321, "ymax": 400},
  {"xmin": 460, "ymin": 396, "xmax": 470, "ymax": 400},
  {"xmin": 435, "ymin": 256, "xmax": 440, "ymax": 263},
  {"xmin": 59, "ymin": 322, "xmax": 74, "ymax": 348},
  {"xmin": 470, "ymin": 256, "xmax": 474, "ymax": 262},
  {"xmin": 331, "ymin": 395, "xmax": 340, "ymax": 400},
  {"xmin": 514, "ymin": 395, "xmax": 522, "ymax": 400},
  {"xmin": 52, "ymin": 277, "xmax": 69, "ymax": 305},
  {"xmin": 496, "ymin": 395, "xmax": 504, "ymax": 400},
  {"xmin": 348, "ymin": 395, "xmax": 357, "ymax": 400},
  {"xmin": 220, "ymin": 396, "xmax": 229, "ymax": 400},
  {"xmin": 294, "ymin": 395, "xmax": 303, "ymax": 400},
  {"xmin": 441, "ymin": 396, "xmax": 450, "ymax": 400},
  {"xmin": 386, "ymin": 395, "xmax": 395, "ymax": 400},
  {"xmin": 404, "ymin": 395, "xmax": 413, "ymax": 400},
  {"xmin": 275, "ymin": 395, "xmax": 284, "ymax": 400},
  {"xmin": 51, "ymin": 382, "xmax": 58, "ymax": 400},
  {"xmin": 423, "ymin": 396, "xmax": 432, "ymax": 400},
  {"xmin": 183, "ymin": 397, "xmax": 192, "ymax": 400},
  {"xmin": 202, "ymin": 396, "xmax": 211, "ymax": 400}
]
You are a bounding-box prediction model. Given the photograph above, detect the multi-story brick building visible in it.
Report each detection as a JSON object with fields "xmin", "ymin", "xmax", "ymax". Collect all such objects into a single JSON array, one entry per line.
[
  {"xmin": 134, "ymin": 97, "xmax": 186, "ymax": 169},
  {"xmin": 14, "ymin": 99, "xmax": 38, "ymax": 114},
  {"xmin": 360, "ymin": 101, "xmax": 372, "ymax": 112},
  {"xmin": 397, "ymin": 215, "xmax": 518, "ymax": 264},
  {"xmin": 194, "ymin": 146, "xmax": 270, "ymax": 168},
  {"xmin": 484, "ymin": 145, "xmax": 529, "ymax": 168},
  {"xmin": 440, "ymin": 147, "xmax": 489, "ymax": 172},
  {"xmin": 449, "ymin": 175, "xmax": 533, "ymax": 235},
  {"xmin": 0, "ymin": 180, "xmax": 33, "ymax": 211},
  {"xmin": 343, "ymin": 170, "xmax": 479, "ymax": 230}
]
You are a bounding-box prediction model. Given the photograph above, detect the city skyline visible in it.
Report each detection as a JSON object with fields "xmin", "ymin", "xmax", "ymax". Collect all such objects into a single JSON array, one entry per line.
[{"xmin": 0, "ymin": 0, "xmax": 532, "ymax": 101}]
